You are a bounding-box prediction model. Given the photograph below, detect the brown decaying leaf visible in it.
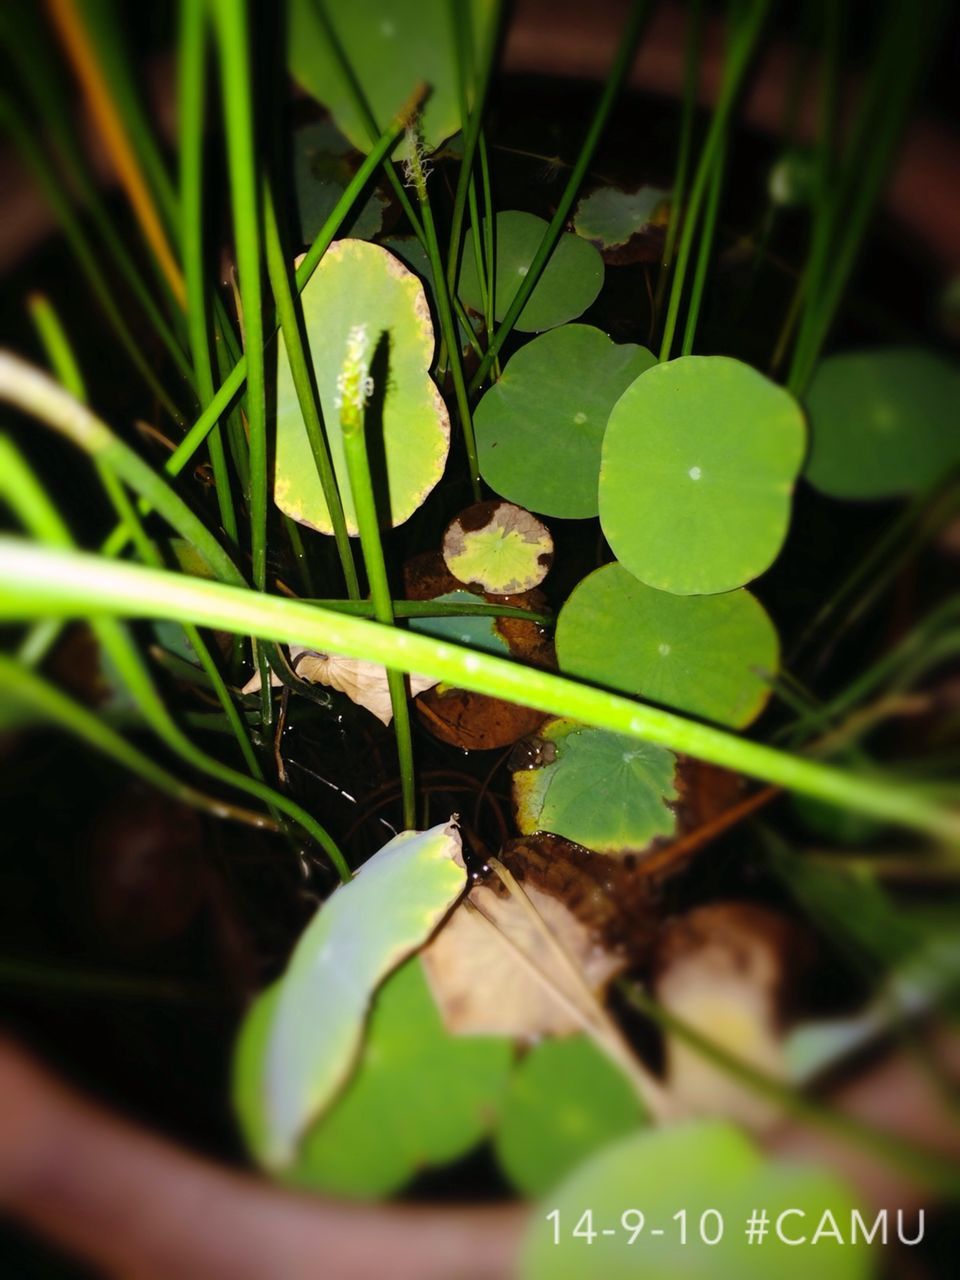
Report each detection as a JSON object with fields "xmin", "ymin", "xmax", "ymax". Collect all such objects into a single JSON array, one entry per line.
[
  {"xmin": 241, "ymin": 645, "xmax": 438, "ymax": 725},
  {"xmin": 421, "ymin": 834, "xmax": 658, "ymax": 1040},
  {"xmin": 652, "ymin": 903, "xmax": 811, "ymax": 1131},
  {"xmin": 405, "ymin": 551, "xmax": 554, "ymax": 751}
]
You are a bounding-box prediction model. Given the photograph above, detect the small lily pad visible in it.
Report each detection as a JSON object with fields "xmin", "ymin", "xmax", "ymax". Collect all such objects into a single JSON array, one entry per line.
[
  {"xmin": 274, "ymin": 240, "xmax": 450, "ymax": 535},
  {"xmin": 512, "ymin": 718, "xmax": 677, "ymax": 854},
  {"xmin": 287, "ymin": 0, "xmax": 493, "ymax": 156},
  {"xmin": 556, "ymin": 563, "xmax": 779, "ymax": 728},
  {"xmin": 804, "ymin": 348, "xmax": 960, "ymax": 499},
  {"xmin": 408, "ymin": 589, "xmax": 512, "ymax": 655},
  {"xmin": 600, "ymin": 356, "xmax": 806, "ymax": 595},
  {"xmin": 573, "ymin": 185, "xmax": 670, "ymax": 250},
  {"xmin": 443, "ymin": 501, "xmax": 553, "ymax": 593},
  {"xmin": 521, "ymin": 1122, "xmax": 869, "ymax": 1280},
  {"xmin": 293, "ymin": 120, "xmax": 388, "ymax": 244},
  {"xmin": 286, "ymin": 957, "xmax": 513, "ymax": 1198},
  {"xmin": 458, "ymin": 211, "xmax": 604, "ymax": 333},
  {"xmin": 475, "ymin": 325, "xmax": 655, "ymax": 518},
  {"xmin": 494, "ymin": 1034, "xmax": 647, "ymax": 1197}
]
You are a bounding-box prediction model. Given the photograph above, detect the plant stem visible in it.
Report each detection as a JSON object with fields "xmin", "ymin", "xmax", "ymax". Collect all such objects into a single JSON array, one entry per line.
[
  {"xmin": 407, "ymin": 129, "xmax": 481, "ymax": 497},
  {"xmin": 46, "ymin": 0, "xmax": 186, "ymax": 307},
  {"xmin": 262, "ymin": 179, "xmax": 360, "ymax": 598},
  {"xmin": 679, "ymin": 131, "xmax": 725, "ymax": 355},
  {"xmin": 27, "ymin": 294, "xmax": 87, "ymax": 400},
  {"xmin": 469, "ymin": 0, "xmax": 650, "ymax": 392},
  {"xmin": 659, "ymin": 0, "xmax": 769, "ymax": 362},
  {"xmin": 337, "ymin": 328, "xmax": 416, "ymax": 829},
  {"xmin": 179, "ymin": 0, "xmax": 238, "ymax": 543},
  {"xmin": 3, "ymin": 539, "xmax": 958, "ymax": 847},
  {"xmin": 654, "ymin": 0, "xmax": 702, "ymax": 317}
]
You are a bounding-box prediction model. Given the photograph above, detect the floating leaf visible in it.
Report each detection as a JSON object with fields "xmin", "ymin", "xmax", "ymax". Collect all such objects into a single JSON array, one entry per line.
[
  {"xmin": 240, "ymin": 645, "xmax": 438, "ymax": 724},
  {"xmin": 804, "ymin": 348, "xmax": 960, "ymax": 499},
  {"xmin": 235, "ymin": 820, "xmax": 466, "ymax": 1167},
  {"xmin": 495, "ymin": 1035, "xmax": 647, "ymax": 1197},
  {"xmin": 600, "ymin": 356, "xmax": 806, "ymax": 594},
  {"xmin": 275, "ymin": 240, "xmax": 449, "ymax": 535},
  {"xmin": 285, "ymin": 957, "xmax": 512, "ymax": 1198},
  {"xmin": 573, "ymin": 185, "xmax": 670, "ymax": 251},
  {"xmin": 521, "ymin": 1122, "xmax": 869, "ymax": 1280},
  {"xmin": 443, "ymin": 501, "xmax": 553, "ymax": 593},
  {"xmin": 292, "ymin": 120, "xmax": 388, "ymax": 243},
  {"xmin": 512, "ymin": 718, "xmax": 677, "ymax": 854},
  {"xmin": 475, "ymin": 325, "xmax": 655, "ymax": 518},
  {"xmin": 408, "ymin": 589, "xmax": 512, "ymax": 656},
  {"xmin": 287, "ymin": 0, "xmax": 493, "ymax": 156},
  {"xmin": 458, "ymin": 211, "xmax": 604, "ymax": 333},
  {"xmin": 556, "ymin": 563, "xmax": 778, "ymax": 728}
]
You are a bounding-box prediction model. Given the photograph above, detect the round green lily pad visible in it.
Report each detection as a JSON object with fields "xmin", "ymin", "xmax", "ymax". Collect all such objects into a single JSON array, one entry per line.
[
  {"xmin": 275, "ymin": 240, "xmax": 449, "ymax": 535},
  {"xmin": 521, "ymin": 1122, "xmax": 869, "ymax": 1280},
  {"xmin": 556, "ymin": 563, "xmax": 779, "ymax": 728},
  {"xmin": 573, "ymin": 185, "xmax": 671, "ymax": 250},
  {"xmin": 599, "ymin": 356, "xmax": 806, "ymax": 595},
  {"xmin": 287, "ymin": 0, "xmax": 493, "ymax": 156},
  {"xmin": 475, "ymin": 325, "xmax": 655, "ymax": 518},
  {"xmin": 494, "ymin": 1035, "xmax": 647, "ymax": 1197},
  {"xmin": 513, "ymin": 718, "xmax": 677, "ymax": 853},
  {"xmin": 443, "ymin": 501, "xmax": 553, "ymax": 593},
  {"xmin": 458, "ymin": 211, "xmax": 604, "ymax": 333},
  {"xmin": 805, "ymin": 348, "xmax": 960, "ymax": 499}
]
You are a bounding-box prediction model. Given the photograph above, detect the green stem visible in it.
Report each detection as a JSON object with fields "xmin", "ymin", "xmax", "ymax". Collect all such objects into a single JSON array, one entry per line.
[
  {"xmin": 654, "ymin": 0, "xmax": 702, "ymax": 316},
  {"xmin": 469, "ymin": 0, "xmax": 650, "ymax": 392},
  {"xmin": 304, "ymin": 599, "xmax": 551, "ymax": 624},
  {"xmin": 2, "ymin": 539, "xmax": 958, "ymax": 847},
  {"xmin": 262, "ymin": 178, "xmax": 360, "ymax": 598},
  {"xmin": 679, "ymin": 131, "xmax": 725, "ymax": 355},
  {"xmin": 659, "ymin": 0, "xmax": 769, "ymax": 362},
  {"xmin": 179, "ymin": 0, "xmax": 238, "ymax": 543},
  {"xmin": 337, "ymin": 329, "xmax": 416, "ymax": 828},
  {"xmin": 27, "ymin": 294, "xmax": 87, "ymax": 400},
  {"xmin": 408, "ymin": 133, "xmax": 481, "ymax": 497}
]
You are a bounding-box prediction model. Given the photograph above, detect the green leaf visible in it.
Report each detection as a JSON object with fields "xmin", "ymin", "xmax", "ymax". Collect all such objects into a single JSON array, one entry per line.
[
  {"xmin": 512, "ymin": 718, "xmax": 677, "ymax": 854},
  {"xmin": 443, "ymin": 501, "xmax": 553, "ymax": 593},
  {"xmin": 573, "ymin": 185, "xmax": 670, "ymax": 250},
  {"xmin": 234, "ymin": 820, "xmax": 466, "ymax": 1167},
  {"xmin": 521, "ymin": 1122, "xmax": 870, "ymax": 1280},
  {"xmin": 274, "ymin": 240, "xmax": 450, "ymax": 535},
  {"xmin": 458, "ymin": 212, "xmax": 604, "ymax": 333},
  {"xmin": 475, "ymin": 325, "xmax": 655, "ymax": 518},
  {"xmin": 495, "ymin": 1035, "xmax": 647, "ymax": 1196},
  {"xmin": 408, "ymin": 589, "xmax": 512, "ymax": 655},
  {"xmin": 287, "ymin": 0, "xmax": 493, "ymax": 156},
  {"xmin": 599, "ymin": 357, "xmax": 806, "ymax": 595},
  {"xmin": 292, "ymin": 120, "xmax": 387, "ymax": 244},
  {"xmin": 287, "ymin": 956, "xmax": 513, "ymax": 1198},
  {"xmin": 556, "ymin": 563, "xmax": 779, "ymax": 729},
  {"xmin": 804, "ymin": 348, "xmax": 960, "ymax": 499}
]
